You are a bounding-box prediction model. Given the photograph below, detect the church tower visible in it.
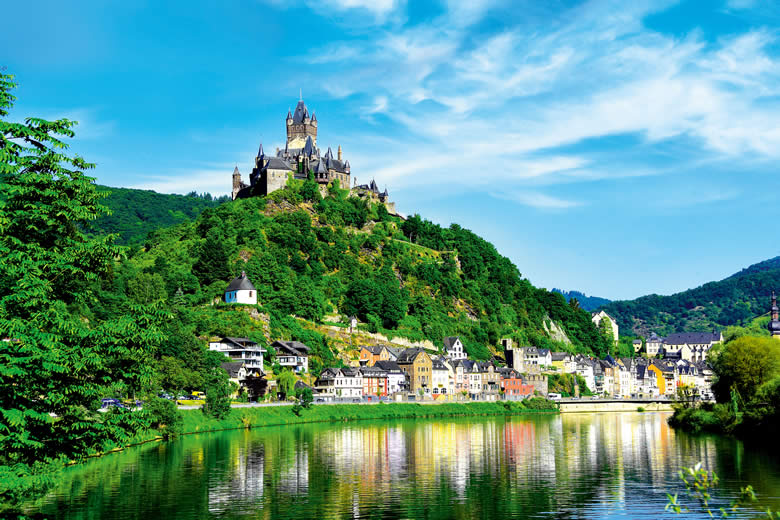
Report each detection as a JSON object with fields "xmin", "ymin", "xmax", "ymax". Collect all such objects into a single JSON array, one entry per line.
[
  {"xmin": 231, "ymin": 166, "xmax": 242, "ymax": 200},
  {"xmin": 769, "ymin": 292, "xmax": 780, "ymax": 339},
  {"xmin": 286, "ymin": 97, "xmax": 318, "ymax": 148}
]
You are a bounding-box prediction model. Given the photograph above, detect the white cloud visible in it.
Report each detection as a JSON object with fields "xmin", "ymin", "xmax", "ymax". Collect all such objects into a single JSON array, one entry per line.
[
  {"xmin": 490, "ymin": 190, "xmax": 583, "ymax": 210},
  {"xmin": 129, "ymin": 167, "xmax": 234, "ymax": 196},
  {"xmin": 295, "ymin": 0, "xmax": 779, "ymax": 210}
]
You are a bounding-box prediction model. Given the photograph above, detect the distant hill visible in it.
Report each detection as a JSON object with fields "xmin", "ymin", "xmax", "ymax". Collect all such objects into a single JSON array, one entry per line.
[
  {"xmin": 552, "ymin": 289, "xmax": 611, "ymax": 312},
  {"xmin": 599, "ymin": 256, "xmax": 780, "ymax": 337},
  {"xmin": 91, "ymin": 186, "xmax": 227, "ymax": 245}
]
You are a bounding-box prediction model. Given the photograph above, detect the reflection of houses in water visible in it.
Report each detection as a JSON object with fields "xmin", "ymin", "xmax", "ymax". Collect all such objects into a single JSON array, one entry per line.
[
  {"xmin": 208, "ymin": 441, "xmax": 265, "ymax": 514},
  {"xmin": 279, "ymin": 449, "xmax": 310, "ymax": 495}
]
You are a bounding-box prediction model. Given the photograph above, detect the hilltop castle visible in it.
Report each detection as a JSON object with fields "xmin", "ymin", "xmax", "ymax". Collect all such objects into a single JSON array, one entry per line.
[{"xmin": 231, "ymin": 98, "xmax": 393, "ymax": 213}]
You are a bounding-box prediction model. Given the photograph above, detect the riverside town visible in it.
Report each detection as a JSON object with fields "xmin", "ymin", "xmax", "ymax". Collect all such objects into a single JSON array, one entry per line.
[{"xmin": 3, "ymin": 2, "xmax": 780, "ymax": 518}]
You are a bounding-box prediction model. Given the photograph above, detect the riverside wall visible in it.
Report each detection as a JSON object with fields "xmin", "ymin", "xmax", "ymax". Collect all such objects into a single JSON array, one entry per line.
[{"xmin": 559, "ymin": 400, "xmax": 673, "ymax": 413}]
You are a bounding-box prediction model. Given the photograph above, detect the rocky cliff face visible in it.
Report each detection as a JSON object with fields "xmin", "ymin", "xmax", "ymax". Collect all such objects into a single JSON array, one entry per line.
[{"xmin": 543, "ymin": 318, "xmax": 572, "ymax": 345}]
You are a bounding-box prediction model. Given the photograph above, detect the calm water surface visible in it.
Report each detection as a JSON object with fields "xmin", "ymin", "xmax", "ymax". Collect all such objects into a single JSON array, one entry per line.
[{"xmin": 37, "ymin": 412, "xmax": 780, "ymax": 519}]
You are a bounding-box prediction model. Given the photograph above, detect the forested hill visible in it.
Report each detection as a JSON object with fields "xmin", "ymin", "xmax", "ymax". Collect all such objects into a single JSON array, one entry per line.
[
  {"xmin": 95, "ymin": 179, "xmax": 612, "ymax": 370},
  {"xmin": 599, "ymin": 256, "xmax": 780, "ymax": 337},
  {"xmin": 552, "ymin": 289, "xmax": 611, "ymax": 311},
  {"xmin": 91, "ymin": 185, "xmax": 227, "ymax": 245}
]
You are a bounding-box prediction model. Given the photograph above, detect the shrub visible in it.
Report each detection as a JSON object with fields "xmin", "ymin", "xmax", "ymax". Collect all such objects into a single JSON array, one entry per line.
[{"xmin": 144, "ymin": 397, "xmax": 183, "ymax": 438}]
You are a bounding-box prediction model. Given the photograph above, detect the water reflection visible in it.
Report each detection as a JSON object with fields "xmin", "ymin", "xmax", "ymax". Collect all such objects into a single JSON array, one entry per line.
[{"xmin": 39, "ymin": 412, "xmax": 780, "ymax": 519}]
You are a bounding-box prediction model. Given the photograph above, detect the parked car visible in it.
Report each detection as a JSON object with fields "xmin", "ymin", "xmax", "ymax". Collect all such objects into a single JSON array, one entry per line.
[{"xmin": 101, "ymin": 398, "xmax": 125, "ymax": 409}]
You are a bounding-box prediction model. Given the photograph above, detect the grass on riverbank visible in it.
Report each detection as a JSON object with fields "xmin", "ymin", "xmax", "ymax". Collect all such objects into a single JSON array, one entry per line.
[{"xmin": 178, "ymin": 399, "xmax": 558, "ymax": 436}]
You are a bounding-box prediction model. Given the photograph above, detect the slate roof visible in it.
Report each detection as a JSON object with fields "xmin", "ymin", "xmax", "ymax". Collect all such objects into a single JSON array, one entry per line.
[
  {"xmin": 374, "ymin": 360, "xmax": 403, "ymax": 372},
  {"xmin": 272, "ymin": 340, "xmax": 311, "ymax": 356},
  {"xmin": 396, "ymin": 348, "xmax": 427, "ymax": 364},
  {"xmin": 443, "ymin": 337, "xmax": 460, "ymax": 350},
  {"xmin": 315, "ymin": 158, "xmax": 328, "ymax": 174},
  {"xmin": 257, "ymin": 143, "xmax": 264, "ymax": 158},
  {"xmin": 302, "ymin": 135, "xmax": 316, "ymax": 156},
  {"xmin": 551, "ymin": 352, "xmax": 569, "ymax": 362},
  {"xmin": 265, "ymin": 157, "xmax": 293, "ymax": 171},
  {"xmin": 646, "ymin": 332, "xmax": 665, "ymax": 343},
  {"xmin": 385, "ymin": 347, "xmax": 404, "ymax": 360},
  {"xmin": 361, "ymin": 345, "xmax": 384, "ymax": 356},
  {"xmin": 360, "ymin": 366, "xmax": 387, "ymax": 377},
  {"xmin": 664, "ymin": 332, "xmax": 720, "ymax": 345},
  {"xmin": 221, "ymin": 361, "xmax": 245, "ymax": 378},
  {"xmin": 226, "ymin": 272, "xmax": 256, "ymax": 292},
  {"xmin": 432, "ymin": 359, "xmax": 449, "ymax": 371},
  {"xmin": 292, "ymin": 100, "xmax": 310, "ymax": 124}
]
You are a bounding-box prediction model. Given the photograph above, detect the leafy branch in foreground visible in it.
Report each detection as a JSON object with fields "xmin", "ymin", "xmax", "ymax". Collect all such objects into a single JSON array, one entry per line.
[
  {"xmin": 666, "ymin": 463, "xmax": 778, "ymax": 518},
  {"xmin": 0, "ymin": 71, "xmax": 167, "ymax": 512}
]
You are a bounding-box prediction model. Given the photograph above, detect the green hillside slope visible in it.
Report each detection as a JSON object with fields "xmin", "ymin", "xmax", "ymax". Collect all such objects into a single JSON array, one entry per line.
[
  {"xmin": 92, "ymin": 179, "xmax": 611, "ymax": 374},
  {"xmin": 91, "ymin": 186, "xmax": 227, "ymax": 245},
  {"xmin": 600, "ymin": 256, "xmax": 780, "ymax": 336}
]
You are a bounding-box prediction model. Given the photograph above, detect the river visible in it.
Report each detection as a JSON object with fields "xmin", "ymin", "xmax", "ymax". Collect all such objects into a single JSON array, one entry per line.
[{"xmin": 36, "ymin": 411, "xmax": 780, "ymax": 519}]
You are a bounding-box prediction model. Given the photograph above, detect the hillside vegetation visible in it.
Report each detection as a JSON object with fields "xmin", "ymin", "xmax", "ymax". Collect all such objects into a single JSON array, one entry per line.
[
  {"xmin": 601, "ymin": 257, "xmax": 780, "ymax": 336},
  {"xmin": 92, "ymin": 177, "xmax": 612, "ymax": 379},
  {"xmin": 552, "ymin": 289, "xmax": 611, "ymax": 312},
  {"xmin": 92, "ymin": 186, "xmax": 226, "ymax": 245}
]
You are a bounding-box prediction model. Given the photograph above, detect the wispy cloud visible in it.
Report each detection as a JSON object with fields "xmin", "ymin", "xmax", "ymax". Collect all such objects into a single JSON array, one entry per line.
[
  {"xmin": 129, "ymin": 167, "xmax": 234, "ymax": 196},
  {"xmin": 298, "ymin": 0, "xmax": 780, "ymax": 210},
  {"xmin": 490, "ymin": 190, "xmax": 583, "ymax": 210}
]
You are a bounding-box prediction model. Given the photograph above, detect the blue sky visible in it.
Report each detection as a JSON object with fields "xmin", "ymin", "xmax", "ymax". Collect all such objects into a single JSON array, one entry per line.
[{"xmin": 3, "ymin": 0, "xmax": 780, "ymax": 301}]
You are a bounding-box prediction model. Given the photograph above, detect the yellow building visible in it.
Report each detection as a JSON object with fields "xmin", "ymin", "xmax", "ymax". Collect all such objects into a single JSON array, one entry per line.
[{"xmin": 396, "ymin": 348, "xmax": 433, "ymax": 395}]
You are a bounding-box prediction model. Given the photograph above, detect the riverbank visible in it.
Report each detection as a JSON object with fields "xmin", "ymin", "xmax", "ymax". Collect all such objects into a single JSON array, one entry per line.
[
  {"xmin": 667, "ymin": 402, "xmax": 780, "ymax": 437},
  {"xmin": 177, "ymin": 399, "xmax": 558, "ymax": 436}
]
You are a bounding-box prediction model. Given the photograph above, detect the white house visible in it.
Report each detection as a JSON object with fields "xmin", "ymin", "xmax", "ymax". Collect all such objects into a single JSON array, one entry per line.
[
  {"xmin": 316, "ymin": 367, "xmax": 363, "ymax": 399},
  {"xmin": 645, "ymin": 332, "xmax": 665, "ymax": 357},
  {"xmin": 431, "ymin": 358, "xmax": 454, "ymax": 396},
  {"xmin": 374, "ymin": 360, "xmax": 408, "ymax": 394},
  {"xmin": 209, "ymin": 337, "xmax": 266, "ymax": 373},
  {"xmin": 443, "ymin": 336, "xmax": 467, "ymax": 360},
  {"xmin": 271, "ymin": 340, "xmax": 310, "ymax": 373},
  {"xmin": 225, "ymin": 271, "xmax": 257, "ymax": 305}
]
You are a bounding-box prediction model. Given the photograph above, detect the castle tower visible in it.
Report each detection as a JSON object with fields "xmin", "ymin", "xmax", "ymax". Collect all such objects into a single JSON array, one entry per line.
[
  {"xmin": 338, "ymin": 145, "xmax": 342, "ymax": 161},
  {"xmin": 769, "ymin": 292, "xmax": 780, "ymax": 339},
  {"xmin": 286, "ymin": 99, "xmax": 318, "ymax": 148},
  {"xmin": 231, "ymin": 166, "xmax": 242, "ymax": 200}
]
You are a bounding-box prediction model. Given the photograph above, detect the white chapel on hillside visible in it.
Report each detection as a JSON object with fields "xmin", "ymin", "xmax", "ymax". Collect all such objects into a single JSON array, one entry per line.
[{"xmin": 225, "ymin": 271, "xmax": 257, "ymax": 305}]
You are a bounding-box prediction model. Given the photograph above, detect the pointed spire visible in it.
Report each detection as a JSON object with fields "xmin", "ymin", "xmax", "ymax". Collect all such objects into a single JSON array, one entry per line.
[
  {"xmin": 325, "ymin": 146, "xmax": 333, "ymax": 160},
  {"xmin": 257, "ymin": 143, "xmax": 264, "ymax": 158},
  {"xmin": 312, "ymin": 112, "xmax": 317, "ymax": 122},
  {"xmin": 287, "ymin": 109, "xmax": 292, "ymax": 120},
  {"xmin": 233, "ymin": 166, "xmax": 240, "ymax": 175}
]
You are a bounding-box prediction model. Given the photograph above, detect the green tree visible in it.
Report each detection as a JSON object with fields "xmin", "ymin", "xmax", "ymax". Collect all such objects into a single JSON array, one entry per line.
[
  {"xmin": 126, "ymin": 272, "xmax": 167, "ymax": 304},
  {"xmin": 0, "ymin": 72, "xmax": 166, "ymax": 508},
  {"xmin": 202, "ymin": 361, "xmax": 232, "ymax": 420},
  {"xmin": 277, "ymin": 369, "xmax": 297, "ymax": 399},
  {"xmin": 711, "ymin": 336, "xmax": 780, "ymax": 404}
]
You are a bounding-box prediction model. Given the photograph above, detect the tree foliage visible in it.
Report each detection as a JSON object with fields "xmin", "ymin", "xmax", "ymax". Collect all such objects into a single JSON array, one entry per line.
[
  {"xmin": 711, "ymin": 336, "xmax": 780, "ymax": 403},
  {"xmin": 0, "ymin": 72, "xmax": 167, "ymax": 507}
]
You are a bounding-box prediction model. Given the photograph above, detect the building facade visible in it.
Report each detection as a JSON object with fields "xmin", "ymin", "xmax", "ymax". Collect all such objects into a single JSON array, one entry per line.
[
  {"xmin": 209, "ymin": 337, "xmax": 266, "ymax": 373},
  {"xmin": 224, "ymin": 272, "xmax": 257, "ymax": 305}
]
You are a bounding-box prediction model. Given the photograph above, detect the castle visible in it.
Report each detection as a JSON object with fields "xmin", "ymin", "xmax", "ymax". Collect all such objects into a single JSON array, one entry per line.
[{"xmin": 231, "ymin": 97, "xmax": 393, "ymax": 213}]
